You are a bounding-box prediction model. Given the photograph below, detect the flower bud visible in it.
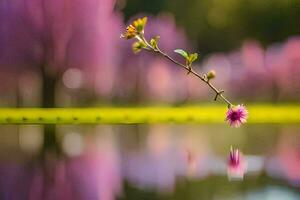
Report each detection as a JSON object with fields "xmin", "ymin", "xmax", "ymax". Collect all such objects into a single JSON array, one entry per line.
[
  {"xmin": 120, "ymin": 17, "xmax": 148, "ymax": 40},
  {"xmin": 132, "ymin": 41, "xmax": 146, "ymax": 54},
  {"xmin": 207, "ymin": 70, "xmax": 216, "ymax": 80}
]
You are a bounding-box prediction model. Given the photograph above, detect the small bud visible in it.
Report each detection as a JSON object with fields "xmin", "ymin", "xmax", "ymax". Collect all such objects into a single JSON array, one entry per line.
[
  {"xmin": 188, "ymin": 53, "xmax": 198, "ymax": 65},
  {"xmin": 150, "ymin": 36, "xmax": 160, "ymax": 50},
  {"xmin": 132, "ymin": 41, "xmax": 147, "ymax": 54},
  {"xmin": 121, "ymin": 24, "xmax": 137, "ymax": 39},
  {"xmin": 120, "ymin": 17, "xmax": 148, "ymax": 40},
  {"xmin": 133, "ymin": 17, "xmax": 148, "ymax": 33},
  {"xmin": 207, "ymin": 70, "xmax": 216, "ymax": 80}
]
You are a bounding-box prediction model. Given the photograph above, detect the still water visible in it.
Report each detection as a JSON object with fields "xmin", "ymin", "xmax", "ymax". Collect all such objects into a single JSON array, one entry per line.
[{"xmin": 0, "ymin": 124, "xmax": 299, "ymax": 200}]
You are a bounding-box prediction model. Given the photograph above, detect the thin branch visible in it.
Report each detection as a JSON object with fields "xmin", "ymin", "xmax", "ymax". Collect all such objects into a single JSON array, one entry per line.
[{"xmin": 140, "ymin": 35, "xmax": 233, "ymax": 106}]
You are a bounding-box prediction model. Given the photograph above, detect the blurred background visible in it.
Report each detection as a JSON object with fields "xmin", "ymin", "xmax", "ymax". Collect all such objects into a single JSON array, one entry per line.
[{"xmin": 0, "ymin": 0, "xmax": 300, "ymax": 199}]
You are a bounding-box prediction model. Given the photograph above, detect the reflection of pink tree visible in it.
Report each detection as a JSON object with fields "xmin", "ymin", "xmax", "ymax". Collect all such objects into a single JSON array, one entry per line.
[
  {"xmin": 124, "ymin": 125, "xmax": 209, "ymax": 191},
  {"xmin": 276, "ymin": 128, "xmax": 300, "ymax": 185},
  {"xmin": 66, "ymin": 141, "xmax": 121, "ymax": 200},
  {"xmin": 28, "ymin": 139, "xmax": 121, "ymax": 200},
  {"xmin": 0, "ymin": 132, "xmax": 121, "ymax": 200}
]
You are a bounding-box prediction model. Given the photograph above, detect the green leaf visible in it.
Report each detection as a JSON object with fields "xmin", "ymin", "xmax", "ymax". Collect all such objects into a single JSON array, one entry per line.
[
  {"xmin": 189, "ymin": 53, "xmax": 198, "ymax": 63},
  {"xmin": 174, "ymin": 49, "xmax": 189, "ymax": 59},
  {"xmin": 150, "ymin": 36, "xmax": 160, "ymax": 49}
]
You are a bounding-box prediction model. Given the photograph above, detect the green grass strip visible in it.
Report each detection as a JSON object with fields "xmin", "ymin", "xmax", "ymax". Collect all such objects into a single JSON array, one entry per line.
[{"xmin": 0, "ymin": 104, "xmax": 299, "ymax": 124}]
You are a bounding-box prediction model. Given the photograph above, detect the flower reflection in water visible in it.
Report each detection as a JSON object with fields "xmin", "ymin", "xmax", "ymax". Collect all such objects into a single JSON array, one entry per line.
[{"xmin": 227, "ymin": 146, "xmax": 247, "ymax": 181}]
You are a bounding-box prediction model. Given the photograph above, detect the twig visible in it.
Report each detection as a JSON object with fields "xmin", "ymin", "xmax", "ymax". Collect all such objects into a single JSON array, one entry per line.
[{"xmin": 139, "ymin": 35, "xmax": 233, "ymax": 107}]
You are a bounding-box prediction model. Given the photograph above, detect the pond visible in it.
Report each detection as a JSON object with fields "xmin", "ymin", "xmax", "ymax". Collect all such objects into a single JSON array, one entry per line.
[{"xmin": 0, "ymin": 124, "xmax": 299, "ymax": 200}]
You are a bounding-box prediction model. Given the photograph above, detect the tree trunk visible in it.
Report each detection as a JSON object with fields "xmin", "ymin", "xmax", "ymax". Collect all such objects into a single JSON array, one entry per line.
[
  {"xmin": 41, "ymin": 66, "xmax": 59, "ymax": 155},
  {"xmin": 40, "ymin": 66, "xmax": 62, "ymax": 199}
]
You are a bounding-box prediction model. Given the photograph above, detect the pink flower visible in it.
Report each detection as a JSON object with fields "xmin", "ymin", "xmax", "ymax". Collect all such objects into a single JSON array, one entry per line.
[
  {"xmin": 226, "ymin": 104, "xmax": 248, "ymax": 127},
  {"xmin": 227, "ymin": 147, "xmax": 247, "ymax": 181}
]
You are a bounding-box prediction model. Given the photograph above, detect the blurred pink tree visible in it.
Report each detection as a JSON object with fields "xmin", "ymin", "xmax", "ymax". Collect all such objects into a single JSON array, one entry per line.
[
  {"xmin": 201, "ymin": 38, "xmax": 300, "ymax": 102},
  {"xmin": 0, "ymin": 0, "xmax": 122, "ymax": 106}
]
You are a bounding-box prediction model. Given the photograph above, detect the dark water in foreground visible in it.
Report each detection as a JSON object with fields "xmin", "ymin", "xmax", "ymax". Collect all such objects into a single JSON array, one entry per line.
[{"xmin": 0, "ymin": 124, "xmax": 299, "ymax": 200}]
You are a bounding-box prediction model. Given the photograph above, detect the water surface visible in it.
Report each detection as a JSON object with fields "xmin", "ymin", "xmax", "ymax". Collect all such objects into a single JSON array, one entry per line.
[{"xmin": 0, "ymin": 124, "xmax": 299, "ymax": 199}]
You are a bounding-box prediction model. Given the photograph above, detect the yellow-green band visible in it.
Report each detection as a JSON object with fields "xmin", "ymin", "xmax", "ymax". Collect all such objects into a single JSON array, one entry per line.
[{"xmin": 0, "ymin": 105, "xmax": 298, "ymax": 124}]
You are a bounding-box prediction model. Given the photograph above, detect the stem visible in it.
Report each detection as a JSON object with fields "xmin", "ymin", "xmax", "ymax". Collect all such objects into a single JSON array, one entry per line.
[{"xmin": 141, "ymin": 35, "xmax": 233, "ymax": 107}]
